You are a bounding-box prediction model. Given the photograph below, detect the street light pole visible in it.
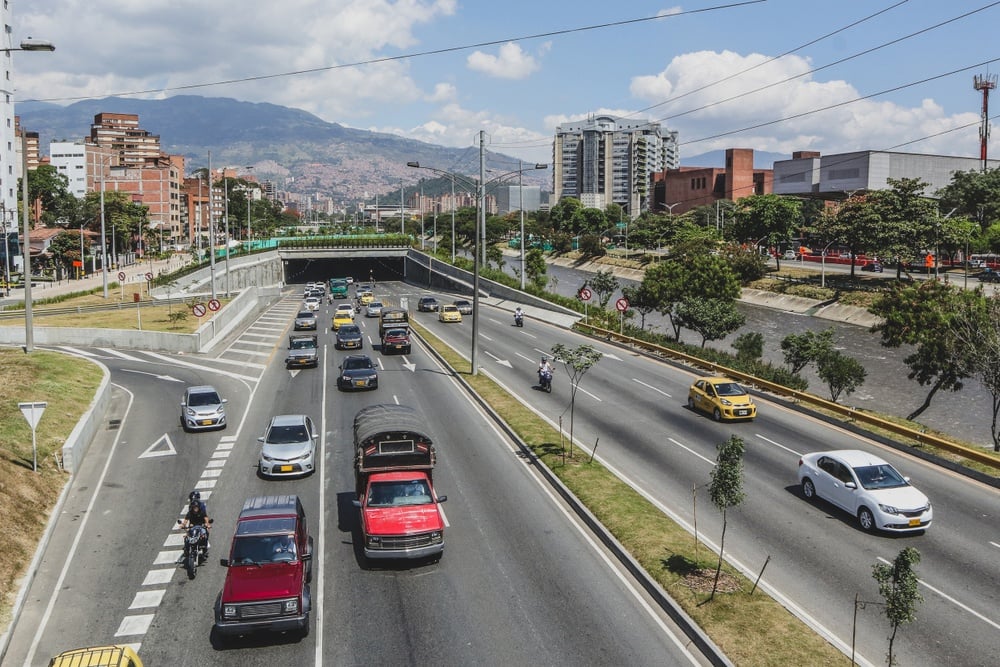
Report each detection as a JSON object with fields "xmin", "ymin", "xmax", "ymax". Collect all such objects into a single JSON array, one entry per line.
[
  {"xmin": 451, "ymin": 175, "xmax": 456, "ymax": 262},
  {"xmin": 519, "ymin": 159, "xmax": 525, "ymax": 290},
  {"xmin": 400, "ymin": 178, "xmax": 405, "ymax": 237},
  {"xmin": 473, "ymin": 129, "xmax": 485, "ymax": 375},
  {"xmin": 224, "ymin": 177, "xmax": 231, "ymax": 296},
  {"xmin": 208, "ymin": 153, "xmax": 217, "ymax": 301},
  {"xmin": 99, "ymin": 165, "xmax": 109, "ymax": 298}
]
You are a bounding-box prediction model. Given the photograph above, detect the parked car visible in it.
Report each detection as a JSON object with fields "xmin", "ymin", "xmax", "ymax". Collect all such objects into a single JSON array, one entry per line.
[
  {"xmin": 180, "ymin": 385, "xmax": 228, "ymax": 432},
  {"xmin": 365, "ymin": 301, "xmax": 384, "ymax": 317},
  {"xmin": 452, "ymin": 299, "xmax": 473, "ymax": 315},
  {"xmin": 417, "ymin": 296, "xmax": 439, "ymax": 312},
  {"xmin": 258, "ymin": 414, "xmax": 318, "ymax": 478},
  {"xmin": 687, "ymin": 377, "xmax": 756, "ymax": 421},
  {"xmin": 797, "ymin": 449, "xmax": 932, "ymax": 533},
  {"xmin": 861, "ymin": 261, "xmax": 884, "ymax": 272},
  {"xmin": 337, "ymin": 354, "xmax": 379, "ymax": 391},
  {"xmin": 335, "ymin": 324, "xmax": 364, "ymax": 350},
  {"xmin": 438, "ymin": 304, "xmax": 462, "ymax": 323},
  {"xmin": 976, "ymin": 267, "xmax": 1000, "ymax": 283},
  {"xmin": 294, "ymin": 310, "xmax": 317, "ymax": 331}
]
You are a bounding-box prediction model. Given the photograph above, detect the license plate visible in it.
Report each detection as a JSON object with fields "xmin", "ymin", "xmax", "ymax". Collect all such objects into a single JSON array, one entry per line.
[
  {"xmin": 199, "ymin": 419, "xmax": 213, "ymax": 425},
  {"xmin": 354, "ymin": 380, "xmax": 366, "ymax": 387},
  {"xmin": 908, "ymin": 518, "xmax": 920, "ymax": 527},
  {"xmin": 736, "ymin": 409, "xmax": 748, "ymax": 416},
  {"xmin": 279, "ymin": 465, "xmax": 293, "ymax": 472}
]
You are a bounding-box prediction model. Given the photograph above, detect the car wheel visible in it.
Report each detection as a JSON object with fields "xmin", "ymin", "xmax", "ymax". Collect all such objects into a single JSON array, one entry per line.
[
  {"xmin": 858, "ymin": 507, "xmax": 877, "ymax": 532},
  {"xmin": 801, "ymin": 478, "xmax": 816, "ymax": 500},
  {"xmin": 712, "ymin": 407, "xmax": 723, "ymax": 422},
  {"xmin": 687, "ymin": 397, "xmax": 696, "ymax": 411}
]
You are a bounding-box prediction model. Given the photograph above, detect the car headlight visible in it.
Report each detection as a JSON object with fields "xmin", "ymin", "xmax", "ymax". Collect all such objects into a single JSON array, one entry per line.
[
  {"xmin": 342, "ymin": 375, "xmax": 351, "ymax": 382},
  {"xmin": 283, "ymin": 599, "xmax": 299, "ymax": 613},
  {"xmin": 222, "ymin": 604, "xmax": 237, "ymax": 618},
  {"xmin": 186, "ymin": 407, "xmax": 197, "ymax": 417},
  {"xmin": 719, "ymin": 398, "xmax": 733, "ymax": 406},
  {"xmin": 262, "ymin": 454, "xmax": 274, "ymax": 462},
  {"xmin": 878, "ymin": 503, "xmax": 900, "ymax": 515}
]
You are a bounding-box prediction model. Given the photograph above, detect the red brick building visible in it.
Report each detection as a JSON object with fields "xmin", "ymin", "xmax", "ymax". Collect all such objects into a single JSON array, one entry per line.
[{"xmin": 651, "ymin": 148, "xmax": 773, "ymax": 215}]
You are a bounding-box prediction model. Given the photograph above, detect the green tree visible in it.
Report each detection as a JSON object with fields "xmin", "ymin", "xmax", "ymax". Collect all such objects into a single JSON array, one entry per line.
[
  {"xmin": 550, "ymin": 343, "xmax": 603, "ymax": 459},
  {"xmin": 949, "ymin": 291, "xmax": 1000, "ymax": 451},
  {"xmin": 577, "ymin": 233, "xmax": 605, "ymax": 257},
  {"xmin": 587, "ymin": 269, "xmax": 620, "ymax": 309},
  {"xmin": 870, "ymin": 280, "xmax": 979, "ymax": 419},
  {"xmin": 621, "ymin": 282, "xmax": 659, "ymax": 330},
  {"xmin": 676, "ymin": 297, "xmax": 746, "ymax": 348},
  {"xmin": 730, "ymin": 194, "xmax": 802, "ymax": 269},
  {"xmin": 708, "ymin": 435, "xmax": 745, "ymax": 601},
  {"xmin": 935, "ymin": 167, "xmax": 1000, "ymax": 232},
  {"xmin": 524, "ymin": 248, "xmax": 547, "ymax": 289},
  {"xmin": 780, "ymin": 328, "xmax": 835, "ymax": 375},
  {"xmin": 549, "ymin": 197, "xmax": 583, "ymax": 233},
  {"xmin": 816, "ymin": 350, "xmax": 867, "ymax": 402},
  {"xmin": 872, "ymin": 547, "xmax": 923, "ymax": 666},
  {"xmin": 640, "ymin": 255, "xmax": 740, "ymax": 341},
  {"xmin": 732, "ymin": 332, "xmax": 764, "ymax": 362}
]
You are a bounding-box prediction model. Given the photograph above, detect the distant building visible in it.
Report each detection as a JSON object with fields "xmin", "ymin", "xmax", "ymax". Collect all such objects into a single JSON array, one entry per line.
[
  {"xmin": 553, "ymin": 114, "xmax": 679, "ymax": 217},
  {"xmin": 651, "ymin": 148, "xmax": 772, "ymax": 215},
  {"xmin": 493, "ymin": 185, "xmax": 542, "ymax": 215},
  {"xmin": 772, "ymin": 150, "xmax": 1000, "ymax": 199}
]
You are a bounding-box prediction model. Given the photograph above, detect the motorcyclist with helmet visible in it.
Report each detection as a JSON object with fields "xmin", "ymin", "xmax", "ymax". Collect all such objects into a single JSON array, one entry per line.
[
  {"xmin": 538, "ymin": 356, "xmax": 554, "ymax": 390},
  {"xmin": 178, "ymin": 491, "xmax": 211, "ymax": 560}
]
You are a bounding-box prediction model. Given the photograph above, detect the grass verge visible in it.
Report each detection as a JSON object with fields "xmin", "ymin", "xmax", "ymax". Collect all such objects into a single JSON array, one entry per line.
[
  {"xmin": 0, "ymin": 348, "xmax": 102, "ymax": 628},
  {"xmin": 410, "ymin": 321, "xmax": 847, "ymax": 666},
  {"xmin": 0, "ymin": 293, "xmax": 229, "ymax": 333}
]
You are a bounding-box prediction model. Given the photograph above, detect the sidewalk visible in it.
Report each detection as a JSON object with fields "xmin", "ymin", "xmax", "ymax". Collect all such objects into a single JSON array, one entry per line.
[{"xmin": 0, "ymin": 256, "xmax": 185, "ymax": 308}]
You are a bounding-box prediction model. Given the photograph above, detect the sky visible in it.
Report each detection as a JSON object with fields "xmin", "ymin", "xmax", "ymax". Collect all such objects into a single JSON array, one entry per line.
[{"xmin": 13, "ymin": 1, "xmax": 1000, "ymax": 170}]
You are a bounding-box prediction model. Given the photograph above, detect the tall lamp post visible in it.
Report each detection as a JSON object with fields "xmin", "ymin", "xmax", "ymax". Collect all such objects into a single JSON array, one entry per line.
[
  {"xmin": 10, "ymin": 39, "xmax": 55, "ymax": 353},
  {"xmin": 407, "ymin": 152, "xmax": 546, "ymax": 375}
]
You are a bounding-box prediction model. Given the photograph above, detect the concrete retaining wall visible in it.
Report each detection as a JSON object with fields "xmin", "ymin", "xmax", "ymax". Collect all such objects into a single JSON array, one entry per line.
[{"xmin": 60, "ymin": 361, "xmax": 112, "ymax": 474}]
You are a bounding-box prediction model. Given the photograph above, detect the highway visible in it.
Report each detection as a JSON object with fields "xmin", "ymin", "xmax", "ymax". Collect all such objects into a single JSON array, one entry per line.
[
  {"xmin": 402, "ymin": 281, "xmax": 1000, "ymax": 667},
  {"xmin": 4, "ymin": 291, "xmax": 710, "ymax": 666}
]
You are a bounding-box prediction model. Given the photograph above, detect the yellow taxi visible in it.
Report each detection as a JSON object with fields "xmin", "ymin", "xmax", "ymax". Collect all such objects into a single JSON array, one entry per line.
[
  {"xmin": 48, "ymin": 645, "xmax": 143, "ymax": 666},
  {"xmin": 358, "ymin": 291, "xmax": 375, "ymax": 306},
  {"xmin": 438, "ymin": 304, "xmax": 463, "ymax": 323},
  {"xmin": 687, "ymin": 376, "xmax": 757, "ymax": 421},
  {"xmin": 332, "ymin": 310, "xmax": 354, "ymax": 331}
]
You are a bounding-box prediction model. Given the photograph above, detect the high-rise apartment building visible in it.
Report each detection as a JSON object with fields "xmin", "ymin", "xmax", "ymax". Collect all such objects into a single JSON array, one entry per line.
[
  {"xmin": 553, "ymin": 115, "xmax": 679, "ymax": 218},
  {"xmin": 88, "ymin": 113, "xmax": 163, "ymax": 167}
]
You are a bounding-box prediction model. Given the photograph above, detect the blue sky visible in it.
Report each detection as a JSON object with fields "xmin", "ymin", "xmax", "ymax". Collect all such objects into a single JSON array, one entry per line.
[{"xmin": 15, "ymin": 1, "xmax": 1000, "ymax": 167}]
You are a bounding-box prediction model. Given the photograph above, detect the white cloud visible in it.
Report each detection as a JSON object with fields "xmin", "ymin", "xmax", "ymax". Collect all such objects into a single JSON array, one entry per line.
[
  {"xmin": 657, "ymin": 6, "xmax": 683, "ymax": 17},
  {"xmin": 466, "ymin": 42, "xmax": 539, "ymax": 80},
  {"xmin": 426, "ymin": 83, "xmax": 457, "ymax": 103}
]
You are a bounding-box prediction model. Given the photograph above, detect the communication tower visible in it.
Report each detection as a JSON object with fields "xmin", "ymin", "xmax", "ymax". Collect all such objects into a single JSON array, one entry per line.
[{"xmin": 973, "ymin": 74, "xmax": 997, "ymax": 172}]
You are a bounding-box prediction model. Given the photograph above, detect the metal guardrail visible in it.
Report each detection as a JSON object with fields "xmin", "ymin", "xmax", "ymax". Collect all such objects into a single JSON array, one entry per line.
[
  {"xmin": 575, "ymin": 322, "xmax": 1000, "ymax": 471},
  {"xmin": 0, "ymin": 296, "xmax": 196, "ymax": 320}
]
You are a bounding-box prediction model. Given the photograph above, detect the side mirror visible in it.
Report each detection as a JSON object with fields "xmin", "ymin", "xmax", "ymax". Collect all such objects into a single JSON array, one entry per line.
[
  {"xmin": 436, "ymin": 495, "xmax": 448, "ymax": 503},
  {"xmin": 219, "ymin": 558, "xmax": 230, "ymax": 567},
  {"xmin": 844, "ymin": 481, "xmax": 857, "ymax": 490},
  {"xmin": 351, "ymin": 499, "xmax": 362, "ymax": 508},
  {"xmin": 221, "ymin": 398, "xmax": 228, "ymax": 404},
  {"xmin": 257, "ymin": 436, "xmax": 264, "ymax": 443}
]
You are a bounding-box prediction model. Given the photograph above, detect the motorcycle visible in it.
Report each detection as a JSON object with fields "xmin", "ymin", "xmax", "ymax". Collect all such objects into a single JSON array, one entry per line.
[
  {"xmin": 514, "ymin": 312, "xmax": 524, "ymax": 327},
  {"xmin": 181, "ymin": 523, "xmax": 209, "ymax": 579},
  {"xmin": 538, "ymin": 367, "xmax": 553, "ymax": 393}
]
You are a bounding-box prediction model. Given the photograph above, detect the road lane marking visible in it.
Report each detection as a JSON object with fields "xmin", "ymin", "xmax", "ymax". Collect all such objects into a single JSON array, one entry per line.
[
  {"xmin": 141, "ymin": 570, "xmax": 174, "ymax": 586},
  {"xmin": 668, "ymin": 437, "xmax": 716, "ymax": 466},
  {"xmin": 206, "ymin": 459, "xmax": 226, "ymax": 468},
  {"xmin": 633, "ymin": 378, "xmax": 671, "ymax": 398},
  {"xmin": 128, "ymin": 590, "xmax": 165, "ymax": 610},
  {"xmin": 754, "ymin": 434, "xmax": 803, "ymax": 456},
  {"xmin": 876, "ymin": 556, "xmax": 1000, "ymax": 631},
  {"xmin": 200, "ymin": 468, "xmax": 222, "ymax": 478},
  {"xmin": 153, "ymin": 551, "xmax": 182, "ymax": 565},
  {"xmin": 114, "ymin": 614, "xmax": 154, "ymax": 637},
  {"xmin": 163, "ymin": 533, "xmax": 184, "ymax": 547},
  {"xmin": 194, "ymin": 479, "xmax": 217, "ymax": 491}
]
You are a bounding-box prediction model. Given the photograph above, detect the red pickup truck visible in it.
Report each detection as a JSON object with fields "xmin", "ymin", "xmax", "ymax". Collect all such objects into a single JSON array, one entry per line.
[
  {"xmin": 352, "ymin": 404, "xmax": 447, "ymax": 562},
  {"xmin": 214, "ymin": 495, "xmax": 313, "ymax": 639}
]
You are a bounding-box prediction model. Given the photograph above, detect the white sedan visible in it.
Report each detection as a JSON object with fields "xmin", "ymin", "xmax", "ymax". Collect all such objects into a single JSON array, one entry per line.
[
  {"xmin": 303, "ymin": 297, "xmax": 321, "ymax": 312},
  {"xmin": 797, "ymin": 449, "xmax": 932, "ymax": 533}
]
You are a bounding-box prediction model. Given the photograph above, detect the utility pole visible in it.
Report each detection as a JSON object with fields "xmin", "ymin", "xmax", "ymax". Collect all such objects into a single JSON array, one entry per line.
[
  {"xmin": 974, "ymin": 74, "xmax": 997, "ymax": 172},
  {"xmin": 208, "ymin": 152, "xmax": 217, "ymax": 301}
]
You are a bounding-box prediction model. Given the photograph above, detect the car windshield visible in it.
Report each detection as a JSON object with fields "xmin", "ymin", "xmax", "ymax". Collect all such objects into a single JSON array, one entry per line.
[
  {"xmin": 339, "ymin": 326, "xmax": 360, "ymax": 336},
  {"xmin": 266, "ymin": 424, "xmax": 309, "ymax": 444},
  {"xmin": 713, "ymin": 382, "xmax": 746, "ymax": 397},
  {"xmin": 231, "ymin": 535, "xmax": 298, "ymax": 564},
  {"xmin": 189, "ymin": 391, "xmax": 221, "ymax": 406},
  {"xmin": 290, "ymin": 339, "xmax": 315, "ymax": 349},
  {"xmin": 367, "ymin": 480, "xmax": 432, "ymax": 507},
  {"xmin": 852, "ymin": 464, "xmax": 908, "ymax": 490},
  {"xmin": 385, "ymin": 328, "xmax": 407, "ymax": 338},
  {"xmin": 369, "ymin": 302, "xmax": 383, "ymax": 308},
  {"xmin": 343, "ymin": 358, "xmax": 372, "ymax": 370},
  {"xmin": 296, "ymin": 312, "xmax": 314, "ymax": 319}
]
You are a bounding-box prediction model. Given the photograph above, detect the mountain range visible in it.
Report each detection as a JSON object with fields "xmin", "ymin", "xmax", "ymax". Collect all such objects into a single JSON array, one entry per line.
[{"xmin": 18, "ymin": 95, "xmax": 786, "ymax": 203}]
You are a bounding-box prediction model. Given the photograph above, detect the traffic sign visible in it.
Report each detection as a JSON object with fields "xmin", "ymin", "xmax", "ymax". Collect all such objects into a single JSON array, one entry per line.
[
  {"xmin": 145, "ymin": 272, "xmax": 154, "ymax": 281},
  {"xmin": 191, "ymin": 303, "xmax": 207, "ymax": 318},
  {"xmin": 579, "ymin": 287, "xmax": 592, "ymax": 301},
  {"xmin": 207, "ymin": 299, "xmax": 221, "ymax": 312},
  {"xmin": 19, "ymin": 401, "xmax": 47, "ymax": 429},
  {"xmin": 117, "ymin": 271, "xmax": 126, "ymax": 281},
  {"xmin": 615, "ymin": 297, "xmax": 630, "ymax": 312}
]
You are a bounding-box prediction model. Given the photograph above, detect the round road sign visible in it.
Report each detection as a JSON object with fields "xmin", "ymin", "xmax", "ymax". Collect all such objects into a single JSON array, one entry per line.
[
  {"xmin": 117, "ymin": 271, "xmax": 126, "ymax": 281},
  {"xmin": 207, "ymin": 298, "xmax": 221, "ymax": 312},
  {"xmin": 145, "ymin": 272, "xmax": 154, "ymax": 281},
  {"xmin": 191, "ymin": 303, "xmax": 207, "ymax": 318},
  {"xmin": 579, "ymin": 287, "xmax": 592, "ymax": 301},
  {"xmin": 615, "ymin": 297, "xmax": 630, "ymax": 312}
]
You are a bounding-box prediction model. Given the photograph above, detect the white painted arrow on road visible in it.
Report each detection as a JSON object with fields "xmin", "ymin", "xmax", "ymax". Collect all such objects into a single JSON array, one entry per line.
[
  {"xmin": 484, "ymin": 351, "xmax": 512, "ymax": 368},
  {"xmin": 401, "ymin": 356, "xmax": 416, "ymax": 372},
  {"xmin": 602, "ymin": 352, "xmax": 622, "ymax": 361},
  {"xmin": 121, "ymin": 369, "xmax": 184, "ymax": 383}
]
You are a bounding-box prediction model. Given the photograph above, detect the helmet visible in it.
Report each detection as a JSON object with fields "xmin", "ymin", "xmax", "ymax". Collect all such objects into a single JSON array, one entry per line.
[
  {"xmin": 541, "ymin": 357, "xmax": 547, "ymax": 362},
  {"xmin": 188, "ymin": 491, "xmax": 201, "ymax": 502}
]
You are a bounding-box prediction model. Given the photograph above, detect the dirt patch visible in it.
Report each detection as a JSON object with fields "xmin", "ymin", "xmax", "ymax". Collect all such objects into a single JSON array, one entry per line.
[{"xmin": 680, "ymin": 568, "xmax": 743, "ymax": 594}]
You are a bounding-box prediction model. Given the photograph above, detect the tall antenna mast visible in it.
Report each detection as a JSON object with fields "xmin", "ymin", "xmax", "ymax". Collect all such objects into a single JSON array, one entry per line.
[{"xmin": 973, "ymin": 74, "xmax": 997, "ymax": 172}]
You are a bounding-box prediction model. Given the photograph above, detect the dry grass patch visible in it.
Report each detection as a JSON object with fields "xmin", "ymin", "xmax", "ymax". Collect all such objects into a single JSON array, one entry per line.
[
  {"xmin": 0, "ymin": 294, "xmax": 230, "ymax": 333},
  {"xmin": 0, "ymin": 348, "xmax": 102, "ymax": 628},
  {"xmin": 410, "ymin": 321, "xmax": 847, "ymax": 666}
]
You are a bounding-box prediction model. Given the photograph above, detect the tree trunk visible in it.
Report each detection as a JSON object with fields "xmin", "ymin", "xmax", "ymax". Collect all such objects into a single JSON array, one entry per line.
[
  {"xmin": 711, "ymin": 510, "xmax": 727, "ymax": 601},
  {"xmin": 906, "ymin": 377, "xmax": 945, "ymax": 420}
]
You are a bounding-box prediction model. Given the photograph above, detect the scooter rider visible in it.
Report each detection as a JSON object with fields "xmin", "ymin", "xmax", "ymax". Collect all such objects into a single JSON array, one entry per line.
[
  {"xmin": 538, "ymin": 356, "xmax": 553, "ymax": 385},
  {"xmin": 179, "ymin": 492, "xmax": 211, "ymax": 557},
  {"xmin": 514, "ymin": 306, "xmax": 524, "ymax": 324}
]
